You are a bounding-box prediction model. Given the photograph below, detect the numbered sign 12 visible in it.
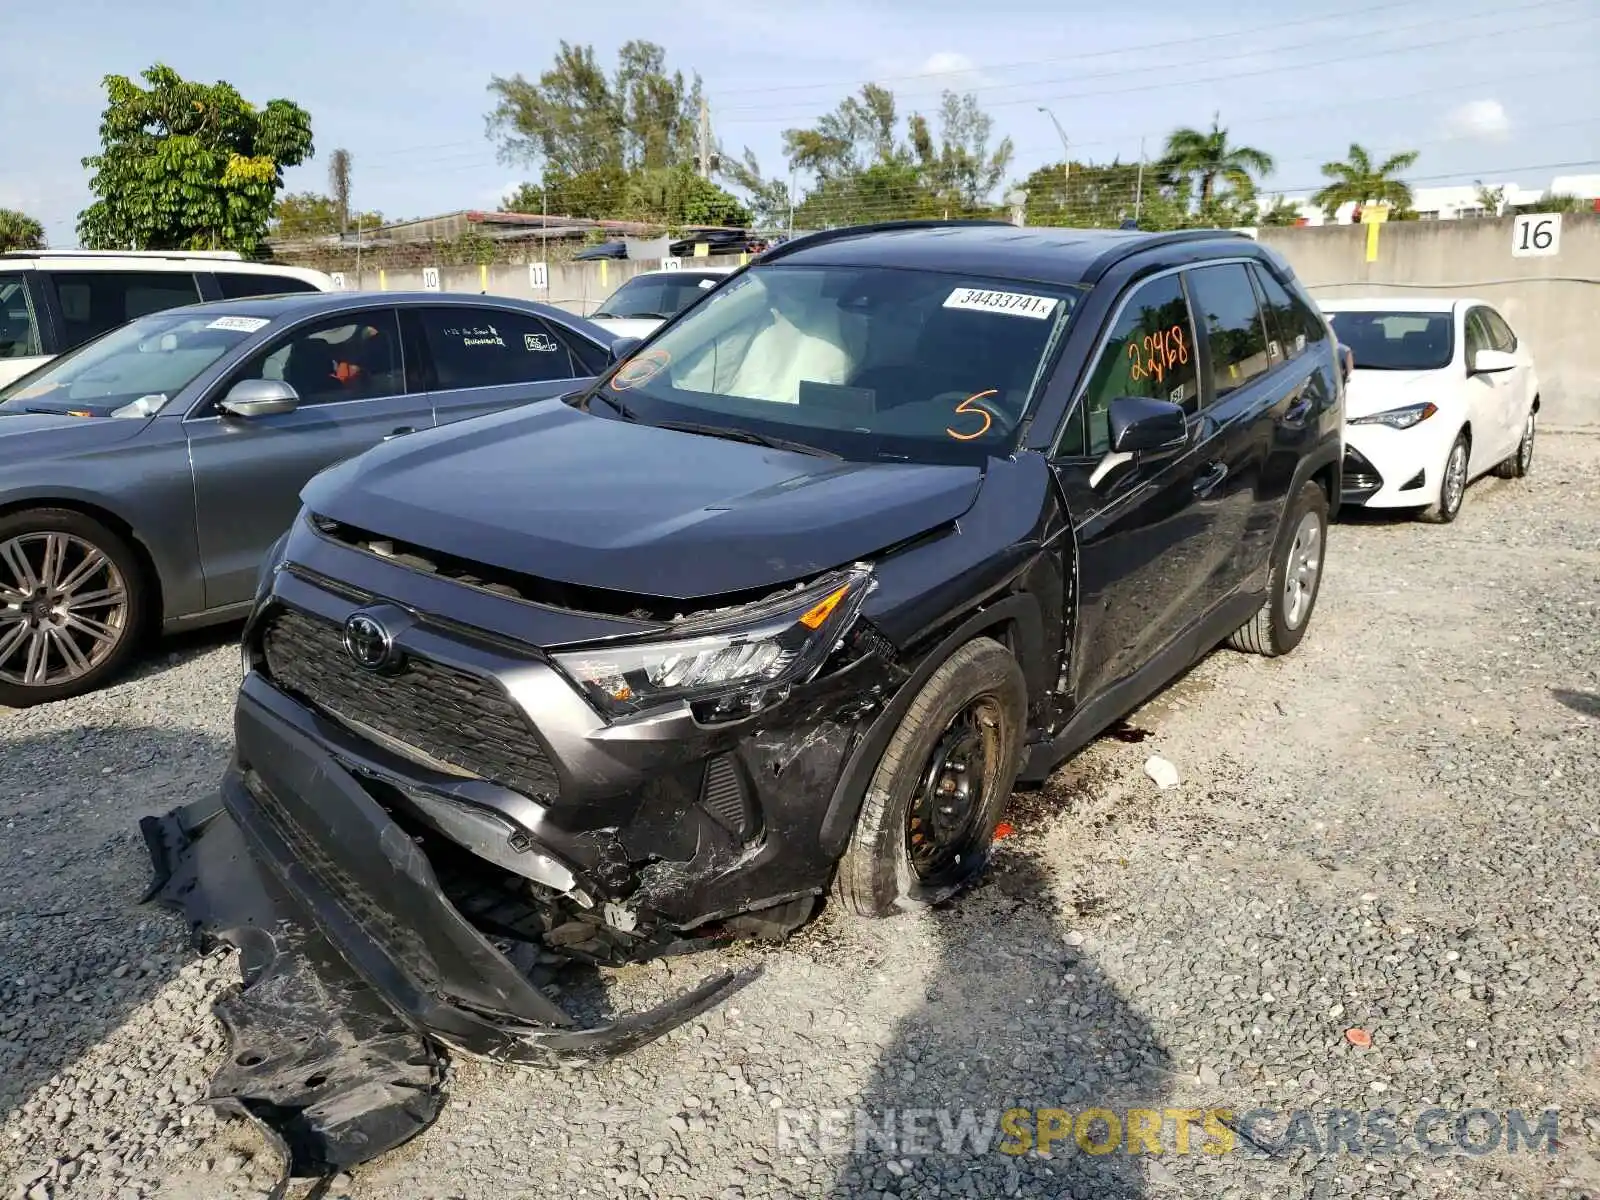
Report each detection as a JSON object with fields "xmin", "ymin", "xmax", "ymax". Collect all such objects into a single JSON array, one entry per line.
[
  {"xmin": 422, "ymin": 266, "xmax": 442, "ymax": 291},
  {"xmin": 529, "ymin": 262, "xmax": 549, "ymax": 291},
  {"xmin": 329, "ymin": 271, "xmax": 346, "ymax": 290},
  {"xmin": 1512, "ymin": 213, "xmax": 1561, "ymax": 258},
  {"xmin": 660, "ymin": 257, "xmax": 682, "ymax": 271}
]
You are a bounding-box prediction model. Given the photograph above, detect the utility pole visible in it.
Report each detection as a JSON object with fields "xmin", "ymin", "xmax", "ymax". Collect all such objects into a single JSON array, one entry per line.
[
  {"xmin": 1134, "ymin": 137, "xmax": 1146, "ymax": 224},
  {"xmin": 697, "ymin": 97, "xmax": 711, "ymax": 179},
  {"xmin": 786, "ymin": 163, "xmax": 796, "ymax": 237},
  {"xmin": 1038, "ymin": 106, "xmax": 1071, "ymax": 187}
]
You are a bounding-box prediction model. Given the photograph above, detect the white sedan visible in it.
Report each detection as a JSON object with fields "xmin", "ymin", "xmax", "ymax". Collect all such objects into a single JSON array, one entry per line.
[
  {"xmin": 1322, "ymin": 297, "xmax": 1539, "ymax": 522},
  {"xmin": 587, "ymin": 266, "xmax": 736, "ymax": 340}
]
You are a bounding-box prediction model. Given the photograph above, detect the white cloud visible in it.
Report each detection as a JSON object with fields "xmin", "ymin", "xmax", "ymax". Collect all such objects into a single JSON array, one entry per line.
[
  {"xmin": 914, "ymin": 51, "xmax": 989, "ymax": 88},
  {"xmin": 1445, "ymin": 99, "xmax": 1511, "ymax": 142}
]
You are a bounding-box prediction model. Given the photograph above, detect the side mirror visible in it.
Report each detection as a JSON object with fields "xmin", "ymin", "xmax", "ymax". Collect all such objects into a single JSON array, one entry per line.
[
  {"xmin": 1470, "ymin": 348, "xmax": 1516, "ymax": 375},
  {"xmin": 608, "ymin": 336, "xmax": 643, "ymax": 365},
  {"xmin": 1336, "ymin": 342, "xmax": 1354, "ymax": 385},
  {"xmin": 219, "ymin": 378, "xmax": 299, "ymax": 418},
  {"xmin": 1108, "ymin": 395, "xmax": 1189, "ymax": 456}
]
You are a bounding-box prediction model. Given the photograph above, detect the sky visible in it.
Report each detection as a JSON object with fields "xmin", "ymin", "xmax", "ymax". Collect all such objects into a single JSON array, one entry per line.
[{"xmin": 2, "ymin": 0, "xmax": 1597, "ymax": 243}]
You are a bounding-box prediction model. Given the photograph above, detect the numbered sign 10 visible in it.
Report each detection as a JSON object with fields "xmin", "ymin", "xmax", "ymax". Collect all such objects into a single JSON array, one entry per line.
[
  {"xmin": 1512, "ymin": 213, "xmax": 1561, "ymax": 258},
  {"xmin": 422, "ymin": 266, "xmax": 442, "ymax": 291},
  {"xmin": 660, "ymin": 257, "xmax": 682, "ymax": 271},
  {"xmin": 529, "ymin": 262, "xmax": 549, "ymax": 291}
]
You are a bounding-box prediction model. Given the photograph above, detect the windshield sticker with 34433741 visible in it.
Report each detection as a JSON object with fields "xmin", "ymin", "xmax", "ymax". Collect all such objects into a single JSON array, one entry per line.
[{"xmin": 943, "ymin": 288, "xmax": 1058, "ymax": 320}]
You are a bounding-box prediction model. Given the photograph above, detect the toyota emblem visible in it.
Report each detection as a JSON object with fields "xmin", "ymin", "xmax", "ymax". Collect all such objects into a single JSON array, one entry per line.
[{"xmin": 342, "ymin": 613, "xmax": 395, "ymax": 672}]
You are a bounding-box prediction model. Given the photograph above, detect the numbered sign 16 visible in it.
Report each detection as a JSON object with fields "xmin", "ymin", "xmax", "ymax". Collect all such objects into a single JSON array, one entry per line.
[
  {"xmin": 1512, "ymin": 213, "xmax": 1561, "ymax": 258},
  {"xmin": 329, "ymin": 271, "xmax": 346, "ymax": 290},
  {"xmin": 529, "ymin": 262, "xmax": 549, "ymax": 291},
  {"xmin": 422, "ymin": 266, "xmax": 442, "ymax": 291},
  {"xmin": 660, "ymin": 257, "xmax": 682, "ymax": 271}
]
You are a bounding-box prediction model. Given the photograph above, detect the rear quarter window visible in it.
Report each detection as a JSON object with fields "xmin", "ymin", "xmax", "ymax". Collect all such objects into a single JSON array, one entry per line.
[
  {"xmin": 215, "ymin": 272, "xmax": 321, "ymax": 299},
  {"xmin": 47, "ymin": 270, "xmax": 203, "ymax": 350}
]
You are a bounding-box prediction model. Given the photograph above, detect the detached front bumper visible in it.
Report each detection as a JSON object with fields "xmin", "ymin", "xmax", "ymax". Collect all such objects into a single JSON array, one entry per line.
[{"xmin": 141, "ymin": 679, "xmax": 756, "ymax": 1178}]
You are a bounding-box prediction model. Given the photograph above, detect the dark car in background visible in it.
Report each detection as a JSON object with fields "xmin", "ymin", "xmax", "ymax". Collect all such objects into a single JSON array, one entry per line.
[
  {"xmin": 0, "ymin": 291, "xmax": 613, "ymax": 706},
  {"xmin": 144, "ymin": 220, "xmax": 1344, "ymax": 1175}
]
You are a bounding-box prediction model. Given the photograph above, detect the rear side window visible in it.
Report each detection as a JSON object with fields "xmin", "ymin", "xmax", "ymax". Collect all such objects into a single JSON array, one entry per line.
[
  {"xmin": 1063, "ymin": 273, "xmax": 1200, "ymax": 457},
  {"xmin": 1250, "ymin": 263, "xmax": 1325, "ymax": 359},
  {"xmin": 1482, "ymin": 308, "xmax": 1518, "ymax": 352},
  {"xmin": 0, "ymin": 274, "xmax": 41, "ymax": 359},
  {"xmin": 47, "ymin": 271, "xmax": 202, "ymax": 350},
  {"xmin": 415, "ymin": 307, "xmax": 579, "ymax": 389},
  {"xmin": 1185, "ymin": 263, "xmax": 1270, "ymax": 399},
  {"xmin": 215, "ymin": 272, "xmax": 321, "ymax": 299}
]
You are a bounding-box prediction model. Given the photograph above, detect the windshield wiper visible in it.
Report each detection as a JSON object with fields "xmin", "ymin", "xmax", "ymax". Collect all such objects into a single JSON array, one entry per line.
[{"xmin": 651, "ymin": 419, "xmax": 840, "ymax": 458}]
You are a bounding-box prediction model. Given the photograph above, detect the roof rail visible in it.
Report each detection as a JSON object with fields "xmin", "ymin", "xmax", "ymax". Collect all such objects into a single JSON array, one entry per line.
[
  {"xmin": 759, "ymin": 218, "xmax": 1015, "ymax": 264},
  {"xmin": 1081, "ymin": 228, "xmax": 1252, "ymax": 283},
  {"xmin": 0, "ymin": 249, "xmax": 245, "ymax": 261}
]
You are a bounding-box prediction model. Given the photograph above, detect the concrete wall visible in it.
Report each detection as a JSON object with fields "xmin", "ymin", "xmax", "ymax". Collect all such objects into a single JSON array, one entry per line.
[
  {"xmin": 343, "ymin": 254, "xmax": 748, "ymax": 320},
  {"xmin": 1259, "ymin": 213, "xmax": 1600, "ymax": 427}
]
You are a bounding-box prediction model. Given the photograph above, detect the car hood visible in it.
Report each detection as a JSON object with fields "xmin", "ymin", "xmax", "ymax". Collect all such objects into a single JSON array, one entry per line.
[
  {"xmin": 588, "ymin": 316, "xmax": 664, "ymax": 340},
  {"xmin": 1343, "ymin": 369, "xmax": 1450, "ymax": 420},
  {"xmin": 0, "ymin": 410, "xmax": 154, "ymax": 456},
  {"xmin": 302, "ymin": 401, "xmax": 985, "ymax": 600}
]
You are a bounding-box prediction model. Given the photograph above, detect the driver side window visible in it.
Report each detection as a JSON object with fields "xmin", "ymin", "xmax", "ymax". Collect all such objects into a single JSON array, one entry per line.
[
  {"xmin": 1061, "ymin": 274, "xmax": 1199, "ymax": 457},
  {"xmin": 223, "ymin": 310, "xmax": 403, "ymax": 409}
]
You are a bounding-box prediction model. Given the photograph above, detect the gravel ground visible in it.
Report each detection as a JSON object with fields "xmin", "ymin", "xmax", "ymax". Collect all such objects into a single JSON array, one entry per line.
[{"xmin": 3, "ymin": 433, "xmax": 1598, "ymax": 1200}]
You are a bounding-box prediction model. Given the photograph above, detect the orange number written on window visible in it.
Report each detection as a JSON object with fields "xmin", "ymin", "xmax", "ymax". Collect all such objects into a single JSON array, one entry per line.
[
  {"xmin": 945, "ymin": 389, "xmax": 997, "ymax": 441},
  {"xmin": 1127, "ymin": 324, "xmax": 1189, "ymax": 385}
]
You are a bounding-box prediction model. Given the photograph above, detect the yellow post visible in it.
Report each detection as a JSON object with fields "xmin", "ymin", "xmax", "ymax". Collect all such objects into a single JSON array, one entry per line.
[
  {"xmin": 378, "ymin": 269, "xmax": 387, "ymax": 291},
  {"xmin": 1361, "ymin": 204, "xmax": 1390, "ymax": 263},
  {"xmin": 739, "ymin": 252, "xmax": 748, "ymax": 266},
  {"xmin": 479, "ymin": 263, "xmax": 488, "ymax": 291},
  {"xmin": 600, "ymin": 260, "xmax": 608, "ymax": 287}
]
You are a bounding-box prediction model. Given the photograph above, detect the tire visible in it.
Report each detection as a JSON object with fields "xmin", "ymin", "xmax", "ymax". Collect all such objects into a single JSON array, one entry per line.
[
  {"xmin": 1227, "ymin": 480, "xmax": 1329, "ymax": 658},
  {"xmin": 0, "ymin": 508, "xmax": 147, "ymax": 708},
  {"xmin": 1493, "ymin": 408, "xmax": 1535, "ymax": 480},
  {"xmin": 1428, "ymin": 432, "xmax": 1471, "ymax": 523},
  {"xmin": 833, "ymin": 637, "xmax": 1027, "ymax": 918}
]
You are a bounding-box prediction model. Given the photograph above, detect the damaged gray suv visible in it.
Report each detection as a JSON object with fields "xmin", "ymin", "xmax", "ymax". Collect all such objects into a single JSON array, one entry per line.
[{"xmin": 142, "ymin": 220, "xmax": 1343, "ymax": 1179}]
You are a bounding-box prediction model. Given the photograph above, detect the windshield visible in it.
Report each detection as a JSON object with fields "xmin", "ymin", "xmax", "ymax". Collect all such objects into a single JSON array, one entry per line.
[
  {"xmin": 592, "ymin": 264, "xmax": 1081, "ymax": 464},
  {"xmin": 1326, "ymin": 310, "xmax": 1453, "ymax": 371},
  {"xmin": 0, "ymin": 309, "xmax": 268, "ymax": 418},
  {"xmin": 592, "ymin": 273, "xmax": 727, "ymax": 320}
]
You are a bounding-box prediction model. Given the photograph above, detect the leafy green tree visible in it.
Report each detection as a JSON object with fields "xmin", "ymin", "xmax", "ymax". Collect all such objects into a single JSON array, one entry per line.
[
  {"xmin": 1020, "ymin": 160, "xmax": 1189, "ymax": 230},
  {"xmin": 910, "ymin": 91, "xmax": 1014, "ymax": 213},
  {"xmin": 1161, "ymin": 115, "xmax": 1274, "ymax": 208},
  {"xmin": 1258, "ymin": 195, "xmax": 1305, "ymax": 226},
  {"xmin": 0, "ymin": 209, "xmax": 46, "ymax": 251},
  {"xmin": 794, "ymin": 160, "xmax": 936, "ymax": 228},
  {"xmin": 623, "ymin": 166, "xmax": 750, "ymax": 226},
  {"xmin": 77, "ymin": 64, "xmax": 313, "ymax": 254},
  {"xmin": 486, "ymin": 41, "xmax": 700, "ymax": 177},
  {"xmin": 1311, "ymin": 143, "xmax": 1420, "ymax": 219},
  {"xmin": 783, "ymin": 84, "xmax": 903, "ymax": 181},
  {"xmin": 717, "ymin": 149, "xmax": 791, "ymax": 229},
  {"xmin": 1509, "ymin": 192, "xmax": 1592, "ymax": 215},
  {"xmin": 504, "ymin": 166, "xmax": 632, "ymax": 219},
  {"xmin": 271, "ymin": 192, "xmax": 380, "ymax": 238}
]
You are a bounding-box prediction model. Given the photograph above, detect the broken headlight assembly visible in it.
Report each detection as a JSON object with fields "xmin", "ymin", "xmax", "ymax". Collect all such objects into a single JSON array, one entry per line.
[{"xmin": 552, "ymin": 564, "xmax": 874, "ymax": 722}]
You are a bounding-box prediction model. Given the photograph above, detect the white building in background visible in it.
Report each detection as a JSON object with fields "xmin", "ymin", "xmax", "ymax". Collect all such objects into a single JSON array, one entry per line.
[{"xmin": 1258, "ymin": 173, "xmax": 1600, "ymax": 225}]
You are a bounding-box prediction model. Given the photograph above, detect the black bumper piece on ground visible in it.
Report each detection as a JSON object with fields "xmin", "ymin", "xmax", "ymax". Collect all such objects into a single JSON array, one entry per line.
[{"xmin": 140, "ymin": 685, "xmax": 759, "ymax": 1183}]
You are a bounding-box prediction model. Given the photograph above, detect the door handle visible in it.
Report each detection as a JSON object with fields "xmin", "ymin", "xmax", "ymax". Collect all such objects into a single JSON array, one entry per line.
[
  {"xmin": 383, "ymin": 426, "xmax": 416, "ymax": 441},
  {"xmin": 1192, "ymin": 462, "xmax": 1228, "ymax": 498},
  {"xmin": 1283, "ymin": 393, "xmax": 1314, "ymax": 426}
]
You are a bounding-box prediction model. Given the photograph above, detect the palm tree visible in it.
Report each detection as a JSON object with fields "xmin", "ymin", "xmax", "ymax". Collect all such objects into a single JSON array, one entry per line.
[
  {"xmin": 1161, "ymin": 115, "xmax": 1275, "ymax": 208},
  {"xmin": 1312, "ymin": 143, "xmax": 1420, "ymax": 219}
]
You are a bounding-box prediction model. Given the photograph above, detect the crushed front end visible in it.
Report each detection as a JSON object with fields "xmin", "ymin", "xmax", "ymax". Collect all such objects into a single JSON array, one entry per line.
[{"xmin": 141, "ymin": 511, "xmax": 903, "ymax": 1178}]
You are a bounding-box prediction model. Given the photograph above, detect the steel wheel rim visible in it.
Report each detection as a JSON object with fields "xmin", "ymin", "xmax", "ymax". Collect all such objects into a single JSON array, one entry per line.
[
  {"xmin": 1283, "ymin": 511, "xmax": 1323, "ymax": 630},
  {"xmin": 1443, "ymin": 443, "xmax": 1467, "ymax": 514},
  {"xmin": 1519, "ymin": 414, "xmax": 1535, "ymax": 472},
  {"xmin": 906, "ymin": 696, "xmax": 1002, "ymax": 884},
  {"xmin": 0, "ymin": 533, "xmax": 129, "ymax": 688}
]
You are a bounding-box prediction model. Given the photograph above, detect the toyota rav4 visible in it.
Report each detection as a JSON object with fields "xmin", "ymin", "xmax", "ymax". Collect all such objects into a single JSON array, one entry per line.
[{"xmin": 142, "ymin": 221, "xmax": 1343, "ymax": 1176}]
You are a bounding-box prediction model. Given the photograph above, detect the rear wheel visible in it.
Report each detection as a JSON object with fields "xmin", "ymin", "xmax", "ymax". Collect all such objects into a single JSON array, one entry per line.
[
  {"xmin": 1227, "ymin": 480, "xmax": 1329, "ymax": 658},
  {"xmin": 0, "ymin": 509, "xmax": 146, "ymax": 708},
  {"xmin": 833, "ymin": 637, "xmax": 1026, "ymax": 918},
  {"xmin": 1428, "ymin": 432, "xmax": 1470, "ymax": 522},
  {"xmin": 1493, "ymin": 408, "xmax": 1535, "ymax": 479}
]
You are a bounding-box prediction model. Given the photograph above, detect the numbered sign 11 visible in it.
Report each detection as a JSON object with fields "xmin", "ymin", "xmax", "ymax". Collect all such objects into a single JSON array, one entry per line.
[
  {"xmin": 1511, "ymin": 213, "xmax": 1561, "ymax": 258},
  {"xmin": 422, "ymin": 266, "xmax": 442, "ymax": 291},
  {"xmin": 529, "ymin": 262, "xmax": 549, "ymax": 291}
]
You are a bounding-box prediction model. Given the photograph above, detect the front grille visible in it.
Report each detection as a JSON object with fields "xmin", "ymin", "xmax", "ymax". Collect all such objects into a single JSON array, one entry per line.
[
  {"xmin": 1342, "ymin": 446, "xmax": 1383, "ymax": 495},
  {"xmin": 261, "ymin": 607, "xmax": 560, "ymax": 801}
]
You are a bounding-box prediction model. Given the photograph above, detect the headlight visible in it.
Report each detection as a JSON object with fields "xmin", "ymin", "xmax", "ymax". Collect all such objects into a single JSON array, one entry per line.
[
  {"xmin": 552, "ymin": 564, "xmax": 874, "ymax": 721},
  {"xmin": 1350, "ymin": 402, "xmax": 1437, "ymax": 430}
]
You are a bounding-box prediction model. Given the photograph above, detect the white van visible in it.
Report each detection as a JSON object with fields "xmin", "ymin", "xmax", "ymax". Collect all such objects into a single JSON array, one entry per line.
[{"xmin": 0, "ymin": 250, "xmax": 337, "ymax": 387}]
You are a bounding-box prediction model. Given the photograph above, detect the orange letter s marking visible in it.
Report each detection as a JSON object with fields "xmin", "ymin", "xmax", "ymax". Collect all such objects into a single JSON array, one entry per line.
[{"xmin": 946, "ymin": 389, "xmax": 997, "ymax": 441}]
